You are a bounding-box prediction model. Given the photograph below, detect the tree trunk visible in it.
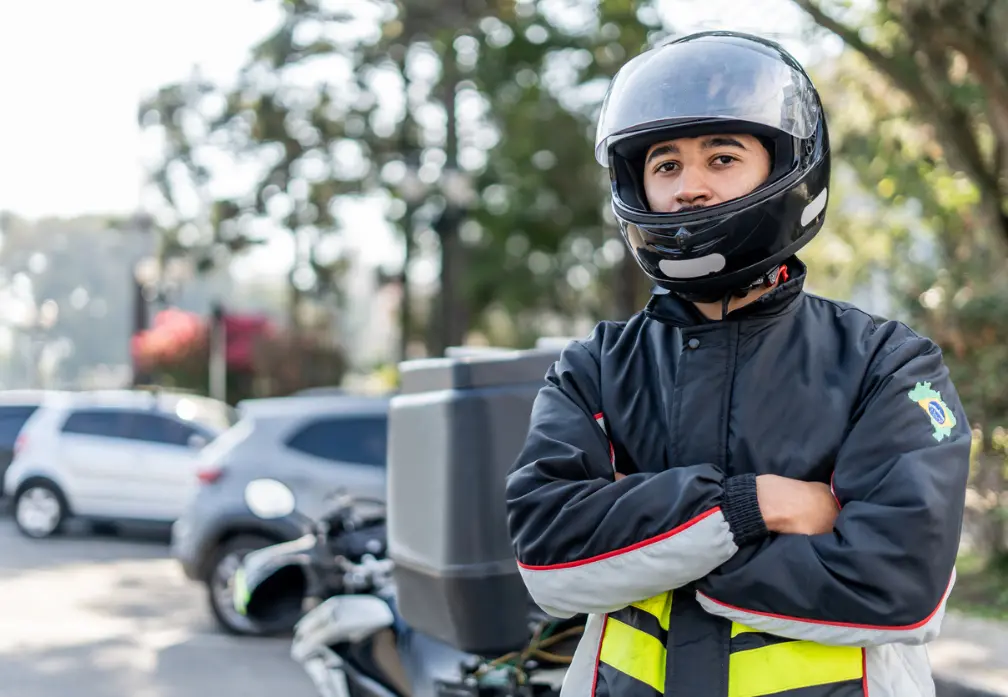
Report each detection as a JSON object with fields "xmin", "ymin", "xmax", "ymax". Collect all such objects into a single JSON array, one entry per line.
[
  {"xmin": 613, "ymin": 254, "xmax": 651, "ymax": 320},
  {"xmin": 397, "ymin": 55, "xmax": 418, "ymax": 364},
  {"xmin": 436, "ymin": 210, "xmax": 469, "ymax": 353},
  {"xmin": 429, "ymin": 38, "xmax": 470, "ymax": 356},
  {"xmin": 399, "ymin": 218, "xmax": 415, "ymax": 362},
  {"xmin": 131, "ymin": 271, "xmax": 152, "ymax": 386}
]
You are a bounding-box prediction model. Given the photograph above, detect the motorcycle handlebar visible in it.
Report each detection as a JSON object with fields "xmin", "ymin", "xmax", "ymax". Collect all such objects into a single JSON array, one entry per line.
[{"xmin": 334, "ymin": 554, "xmax": 395, "ymax": 592}]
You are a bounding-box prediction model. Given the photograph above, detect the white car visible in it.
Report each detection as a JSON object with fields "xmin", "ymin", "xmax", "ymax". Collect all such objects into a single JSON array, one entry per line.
[{"xmin": 4, "ymin": 389, "xmax": 235, "ymax": 539}]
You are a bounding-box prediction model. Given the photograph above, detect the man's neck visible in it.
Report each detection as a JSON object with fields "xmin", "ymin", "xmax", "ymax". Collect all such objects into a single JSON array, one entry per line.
[{"xmin": 692, "ymin": 283, "xmax": 778, "ymax": 321}]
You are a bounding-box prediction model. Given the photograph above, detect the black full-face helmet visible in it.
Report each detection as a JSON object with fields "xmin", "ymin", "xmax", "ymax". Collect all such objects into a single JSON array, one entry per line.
[{"xmin": 595, "ymin": 31, "xmax": 831, "ymax": 302}]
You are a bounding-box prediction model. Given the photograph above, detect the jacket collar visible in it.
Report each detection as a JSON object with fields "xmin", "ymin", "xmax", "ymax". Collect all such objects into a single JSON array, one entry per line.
[{"xmin": 643, "ymin": 258, "xmax": 807, "ymax": 327}]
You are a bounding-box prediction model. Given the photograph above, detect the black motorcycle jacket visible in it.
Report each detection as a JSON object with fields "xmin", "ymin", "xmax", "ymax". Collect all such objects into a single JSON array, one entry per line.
[{"xmin": 505, "ymin": 259, "xmax": 970, "ymax": 697}]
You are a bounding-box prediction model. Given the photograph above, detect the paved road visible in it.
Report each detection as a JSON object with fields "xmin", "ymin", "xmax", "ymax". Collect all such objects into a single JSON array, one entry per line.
[
  {"xmin": 4, "ymin": 506, "xmax": 1006, "ymax": 697},
  {"xmin": 932, "ymin": 613, "xmax": 1008, "ymax": 697},
  {"xmin": 0, "ymin": 511, "xmax": 316, "ymax": 697}
]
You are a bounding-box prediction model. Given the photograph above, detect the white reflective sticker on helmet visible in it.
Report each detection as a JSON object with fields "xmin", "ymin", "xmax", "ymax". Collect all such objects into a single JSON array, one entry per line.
[
  {"xmin": 658, "ymin": 253, "xmax": 727, "ymax": 278},
  {"xmin": 801, "ymin": 187, "xmax": 828, "ymax": 226}
]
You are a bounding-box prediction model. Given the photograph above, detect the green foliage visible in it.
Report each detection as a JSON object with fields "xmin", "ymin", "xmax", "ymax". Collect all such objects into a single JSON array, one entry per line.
[
  {"xmin": 793, "ymin": 0, "xmax": 1008, "ymax": 244},
  {"xmin": 794, "ymin": 0, "xmax": 1008, "ymax": 572},
  {"xmin": 138, "ymin": 4, "xmax": 384, "ymax": 323},
  {"xmin": 139, "ymin": 1, "xmax": 674, "ymax": 353},
  {"xmin": 459, "ymin": 1, "xmax": 666, "ymax": 339}
]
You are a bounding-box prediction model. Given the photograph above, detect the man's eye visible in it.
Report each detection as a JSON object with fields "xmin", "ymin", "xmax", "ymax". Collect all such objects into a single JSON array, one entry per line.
[
  {"xmin": 713, "ymin": 155, "xmax": 736, "ymax": 166},
  {"xmin": 655, "ymin": 161, "xmax": 679, "ymax": 173}
]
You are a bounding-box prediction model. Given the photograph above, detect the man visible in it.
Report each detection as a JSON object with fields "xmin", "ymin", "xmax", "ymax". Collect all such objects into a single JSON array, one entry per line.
[{"xmin": 505, "ymin": 30, "xmax": 970, "ymax": 697}]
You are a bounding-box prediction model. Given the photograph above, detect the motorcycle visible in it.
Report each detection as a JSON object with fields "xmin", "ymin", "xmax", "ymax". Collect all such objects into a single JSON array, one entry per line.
[
  {"xmin": 233, "ymin": 492, "xmax": 388, "ymax": 633},
  {"xmin": 287, "ymin": 552, "xmax": 583, "ymax": 697},
  {"xmin": 240, "ymin": 345, "xmax": 579, "ymax": 696},
  {"xmin": 234, "ymin": 500, "xmax": 582, "ymax": 697}
]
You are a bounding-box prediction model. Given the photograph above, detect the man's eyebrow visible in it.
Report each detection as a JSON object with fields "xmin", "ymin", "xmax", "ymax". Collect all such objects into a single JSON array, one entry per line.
[
  {"xmin": 702, "ymin": 136, "xmax": 747, "ymax": 150},
  {"xmin": 645, "ymin": 144, "xmax": 678, "ymax": 164},
  {"xmin": 645, "ymin": 137, "xmax": 748, "ymax": 164}
]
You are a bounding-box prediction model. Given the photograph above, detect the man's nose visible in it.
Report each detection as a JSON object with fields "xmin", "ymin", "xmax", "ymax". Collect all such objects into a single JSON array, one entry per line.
[{"xmin": 674, "ymin": 170, "xmax": 712, "ymax": 208}]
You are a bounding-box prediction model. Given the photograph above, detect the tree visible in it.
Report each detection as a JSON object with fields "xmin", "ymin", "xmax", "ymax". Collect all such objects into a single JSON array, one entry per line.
[
  {"xmin": 793, "ymin": 0, "xmax": 1008, "ymax": 249},
  {"xmin": 794, "ymin": 3, "xmax": 1008, "ymax": 561},
  {"xmin": 365, "ymin": 0, "xmax": 666, "ymax": 350},
  {"xmin": 461, "ymin": 0, "xmax": 665, "ymax": 345},
  {"xmin": 139, "ymin": 0, "xmax": 669, "ymax": 356},
  {"xmin": 138, "ymin": 4, "xmax": 375, "ymax": 330}
]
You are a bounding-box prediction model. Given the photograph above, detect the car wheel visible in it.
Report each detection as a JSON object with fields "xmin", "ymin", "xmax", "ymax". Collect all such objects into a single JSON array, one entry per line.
[
  {"xmin": 13, "ymin": 480, "xmax": 67, "ymax": 539},
  {"xmin": 205, "ymin": 534, "xmax": 279, "ymax": 636}
]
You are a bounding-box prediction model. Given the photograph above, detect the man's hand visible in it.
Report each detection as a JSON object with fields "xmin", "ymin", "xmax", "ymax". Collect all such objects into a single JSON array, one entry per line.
[{"xmin": 756, "ymin": 474, "xmax": 839, "ymax": 535}]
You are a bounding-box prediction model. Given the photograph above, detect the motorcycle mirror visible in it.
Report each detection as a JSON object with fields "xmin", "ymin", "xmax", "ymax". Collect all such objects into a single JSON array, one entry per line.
[
  {"xmin": 322, "ymin": 487, "xmax": 350, "ymax": 507},
  {"xmin": 244, "ymin": 478, "xmax": 297, "ymax": 519}
]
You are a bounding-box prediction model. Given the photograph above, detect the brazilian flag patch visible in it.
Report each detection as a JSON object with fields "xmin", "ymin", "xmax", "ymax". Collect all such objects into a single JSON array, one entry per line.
[{"xmin": 908, "ymin": 381, "xmax": 957, "ymax": 442}]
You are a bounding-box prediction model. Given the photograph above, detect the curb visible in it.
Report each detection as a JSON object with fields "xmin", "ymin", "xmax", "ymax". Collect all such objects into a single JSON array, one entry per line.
[{"xmin": 936, "ymin": 675, "xmax": 1008, "ymax": 697}]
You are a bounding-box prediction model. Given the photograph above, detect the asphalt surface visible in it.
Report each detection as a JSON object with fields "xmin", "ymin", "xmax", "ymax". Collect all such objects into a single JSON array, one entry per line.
[
  {"xmin": 3, "ymin": 506, "xmax": 1006, "ymax": 697},
  {"xmin": 0, "ymin": 508, "xmax": 316, "ymax": 697}
]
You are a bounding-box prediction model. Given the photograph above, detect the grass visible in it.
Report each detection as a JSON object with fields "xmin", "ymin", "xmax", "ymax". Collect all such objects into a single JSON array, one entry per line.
[{"xmin": 948, "ymin": 551, "xmax": 1008, "ymax": 621}]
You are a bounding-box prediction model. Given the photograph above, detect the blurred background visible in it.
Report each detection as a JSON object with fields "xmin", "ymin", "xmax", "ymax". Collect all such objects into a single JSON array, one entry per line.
[{"xmin": 1, "ymin": 0, "xmax": 1008, "ymax": 688}]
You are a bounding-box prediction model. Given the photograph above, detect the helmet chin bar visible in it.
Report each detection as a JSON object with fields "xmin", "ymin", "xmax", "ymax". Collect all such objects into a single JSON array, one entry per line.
[{"xmin": 674, "ymin": 264, "xmax": 785, "ymax": 306}]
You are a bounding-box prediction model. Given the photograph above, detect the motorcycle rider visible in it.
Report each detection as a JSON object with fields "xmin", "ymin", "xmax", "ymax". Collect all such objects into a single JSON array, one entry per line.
[{"xmin": 505, "ymin": 30, "xmax": 970, "ymax": 697}]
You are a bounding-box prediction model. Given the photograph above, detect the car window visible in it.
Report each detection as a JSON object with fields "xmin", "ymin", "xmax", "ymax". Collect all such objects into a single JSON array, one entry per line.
[
  {"xmin": 0, "ymin": 406, "xmax": 39, "ymax": 447},
  {"xmin": 129, "ymin": 412, "xmax": 203, "ymax": 447},
  {"xmin": 285, "ymin": 416, "xmax": 388, "ymax": 467},
  {"xmin": 61, "ymin": 409, "xmax": 134, "ymax": 439}
]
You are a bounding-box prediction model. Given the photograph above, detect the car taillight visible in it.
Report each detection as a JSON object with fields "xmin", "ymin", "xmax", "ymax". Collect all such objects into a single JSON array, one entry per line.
[
  {"xmin": 13, "ymin": 435, "xmax": 27, "ymax": 456},
  {"xmin": 197, "ymin": 466, "xmax": 223, "ymax": 485}
]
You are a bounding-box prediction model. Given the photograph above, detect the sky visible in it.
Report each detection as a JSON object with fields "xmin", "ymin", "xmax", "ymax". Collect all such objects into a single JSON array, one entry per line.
[{"xmin": 0, "ymin": 0, "xmax": 826, "ymax": 279}]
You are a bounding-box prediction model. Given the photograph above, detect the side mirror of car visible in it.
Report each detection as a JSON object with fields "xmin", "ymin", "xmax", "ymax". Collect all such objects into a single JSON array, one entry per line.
[{"xmin": 188, "ymin": 433, "xmax": 208, "ymax": 449}]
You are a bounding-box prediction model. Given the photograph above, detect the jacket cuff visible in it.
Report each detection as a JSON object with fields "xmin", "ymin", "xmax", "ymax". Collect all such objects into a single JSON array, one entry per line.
[{"xmin": 722, "ymin": 474, "xmax": 769, "ymax": 546}]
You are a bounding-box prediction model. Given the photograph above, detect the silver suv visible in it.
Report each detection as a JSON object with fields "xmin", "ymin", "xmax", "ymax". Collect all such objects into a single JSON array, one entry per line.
[{"xmin": 170, "ymin": 393, "xmax": 390, "ymax": 635}]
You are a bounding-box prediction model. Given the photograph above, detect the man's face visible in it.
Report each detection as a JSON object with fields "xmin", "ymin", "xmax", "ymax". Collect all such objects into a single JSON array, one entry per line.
[{"xmin": 641, "ymin": 134, "xmax": 771, "ymax": 213}]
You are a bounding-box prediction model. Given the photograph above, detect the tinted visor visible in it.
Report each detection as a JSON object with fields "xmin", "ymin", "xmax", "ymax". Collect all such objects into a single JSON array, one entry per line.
[{"xmin": 595, "ymin": 33, "xmax": 819, "ymax": 165}]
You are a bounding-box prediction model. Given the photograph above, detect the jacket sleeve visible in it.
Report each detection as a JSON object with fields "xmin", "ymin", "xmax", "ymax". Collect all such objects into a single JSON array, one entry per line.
[
  {"xmin": 506, "ymin": 330, "xmax": 770, "ymax": 619},
  {"xmin": 694, "ymin": 334, "xmax": 970, "ymax": 646}
]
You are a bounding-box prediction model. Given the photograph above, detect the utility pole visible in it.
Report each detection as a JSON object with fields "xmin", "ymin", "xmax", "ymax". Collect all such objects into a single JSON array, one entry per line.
[
  {"xmin": 209, "ymin": 302, "xmax": 227, "ymax": 402},
  {"xmin": 131, "ymin": 268, "xmax": 152, "ymax": 386}
]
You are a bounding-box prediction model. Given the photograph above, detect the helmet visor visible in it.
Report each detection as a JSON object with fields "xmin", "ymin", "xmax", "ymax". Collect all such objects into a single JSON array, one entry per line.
[{"xmin": 595, "ymin": 34, "xmax": 819, "ymax": 165}]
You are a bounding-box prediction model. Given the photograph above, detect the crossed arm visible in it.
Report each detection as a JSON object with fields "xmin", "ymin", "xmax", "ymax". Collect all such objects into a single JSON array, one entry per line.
[{"xmin": 505, "ymin": 337, "xmax": 970, "ymax": 647}]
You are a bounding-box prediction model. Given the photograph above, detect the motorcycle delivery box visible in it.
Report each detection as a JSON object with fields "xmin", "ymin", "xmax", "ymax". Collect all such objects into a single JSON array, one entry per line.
[{"xmin": 386, "ymin": 344, "xmax": 565, "ymax": 655}]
